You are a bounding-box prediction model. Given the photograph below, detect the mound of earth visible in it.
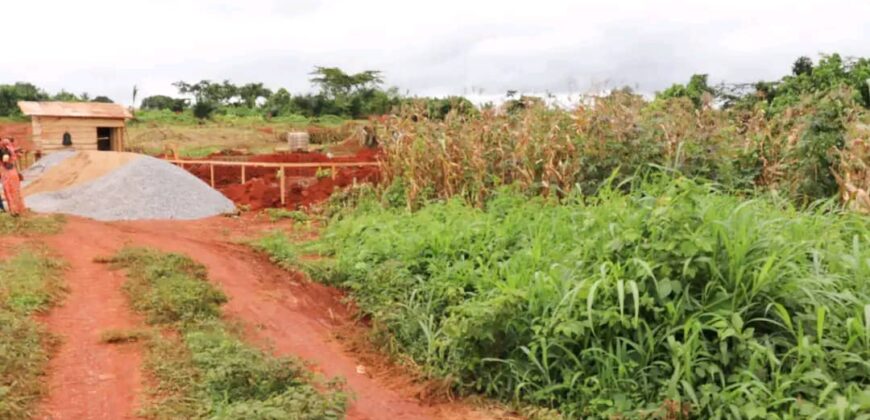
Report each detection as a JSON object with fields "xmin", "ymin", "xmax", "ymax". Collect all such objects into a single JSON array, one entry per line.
[{"xmin": 24, "ymin": 151, "xmax": 236, "ymax": 221}]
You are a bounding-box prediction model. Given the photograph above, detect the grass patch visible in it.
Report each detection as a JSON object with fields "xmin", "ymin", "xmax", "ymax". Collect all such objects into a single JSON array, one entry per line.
[
  {"xmin": 265, "ymin": 208, "xmax": 309, "ymax": 223},
  {"xmin": 251, "ymin": 232, "xmax": 337, "ymax": 286},
  {"xmin": 108, "ymin": 247, "xmax": 347, "ymax": 419},
  {"xmin": 0, "ymin": 249, "xmax": 65, "ymax": 419},
  {"xmin": 261, "ymin": 177, "xmax": 870, "ymax": 418},
  {"xmin": 0, "ymin": 214, "xmax": 65, "ymax": 236}
]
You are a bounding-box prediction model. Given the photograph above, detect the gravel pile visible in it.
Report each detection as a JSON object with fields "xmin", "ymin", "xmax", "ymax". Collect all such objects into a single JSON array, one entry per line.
[
  {"xmin": 21, "ymin": 150, "xmax": 76, "ymax": 188},
  {"xmin": 25, "ymin": 153, "xmax": 237, "ymax": 221}
]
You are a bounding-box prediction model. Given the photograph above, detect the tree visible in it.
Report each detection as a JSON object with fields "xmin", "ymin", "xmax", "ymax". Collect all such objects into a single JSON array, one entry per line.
[
  {"xmin": 52, "ymin": 90, "xmax": 79, "ymax": 101},
  {"xmin": 238, "ymin": 83, "xmax": 272, "ymax": 108},
  {"xmin": 140, "ymin": 95, "xmax": 188, "ymax": 112},
  {"xmin": 263, "ymin": 88, "xmax": 298, "ymax": 117},
  {"xmin": 0, "ymin": 82, "xmax": 48, "ymax": 116},
  {"xmin": 657, "ymin": 74, "xmax": 714, "ymax": 108},
  {"xmin": 793, "ymin": 56, "xmax": 814, "ymax": 76},
  {"xmin": 192, "ymin": 100, "xmax": 216, "ymax": 120},
  {"xmin": 310, "ymin": 67, "xmax": 383, "ymax": 98},
  {"xmin": 92, "ymin": 96, "xmax": 113, "ymax": 103}
]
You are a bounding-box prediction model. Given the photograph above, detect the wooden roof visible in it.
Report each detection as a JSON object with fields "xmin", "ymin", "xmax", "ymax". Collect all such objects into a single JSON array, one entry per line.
[{"xmin": 17, "ymin": 101, "xmax": 133, "ymax": 119}]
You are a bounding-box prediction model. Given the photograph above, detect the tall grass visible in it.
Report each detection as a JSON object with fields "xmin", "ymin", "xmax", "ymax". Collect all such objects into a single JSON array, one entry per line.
[
  {"xmin": 266, "ymin": 176, "xmax": 870, "ymax": 418},
  {"xmin": 0, "ymin": 249, "xmax": 65, "ymax": 419}
]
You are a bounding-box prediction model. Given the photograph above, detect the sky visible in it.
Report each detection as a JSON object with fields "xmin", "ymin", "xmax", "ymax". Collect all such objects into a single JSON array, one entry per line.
[{"xmin": 2, "ymin": 0, "xmax": 868, "ymax": 105}]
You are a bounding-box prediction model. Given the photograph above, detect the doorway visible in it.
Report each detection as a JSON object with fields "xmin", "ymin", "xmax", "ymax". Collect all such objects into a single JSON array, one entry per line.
[{"xmin": 97, "ymin": 127, "xmax": 113, "ymax": 151}]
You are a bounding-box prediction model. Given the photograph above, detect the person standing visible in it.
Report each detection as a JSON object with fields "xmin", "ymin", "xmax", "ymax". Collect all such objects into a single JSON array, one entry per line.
[{"xmin": 0, "ymin": 139, "xmax": 25, "ymax": 216}]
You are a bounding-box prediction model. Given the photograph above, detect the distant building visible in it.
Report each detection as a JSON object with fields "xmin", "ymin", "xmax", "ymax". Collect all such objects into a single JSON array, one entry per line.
[{"xmin": 17, "ymin": 101, "xmax": 133, "ymax": 153}]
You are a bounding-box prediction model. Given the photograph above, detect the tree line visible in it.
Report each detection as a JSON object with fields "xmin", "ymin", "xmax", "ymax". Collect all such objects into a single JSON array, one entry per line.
[
  {"xmin": 140, "ymin": 66, "xmax": 481, "ymax": 121},
  {"xmin": 1, "ymin": 55, "xmax": 867, "ymax": 121},
  {"xmin": 0, "ymin": 83, "xmax": 113, "ymax": 117}
]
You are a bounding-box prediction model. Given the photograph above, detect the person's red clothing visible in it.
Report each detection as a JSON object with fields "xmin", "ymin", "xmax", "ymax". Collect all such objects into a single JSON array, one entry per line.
[{"xmin": 1, "ymin": 164, "xmax": 24, "ymax": 215}]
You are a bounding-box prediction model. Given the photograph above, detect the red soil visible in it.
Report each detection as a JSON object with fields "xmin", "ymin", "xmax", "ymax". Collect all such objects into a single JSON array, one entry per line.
[
  {"xmin": 37, "ymin": 220, "xmax": 145, "ymax": 419},
  {"xmin": 185, "ymin": 148, "xmax": 382, "ymax": 210},
  {"xmin": 27, "ymin": 216, "xmax": 511, "ymax": 420}
]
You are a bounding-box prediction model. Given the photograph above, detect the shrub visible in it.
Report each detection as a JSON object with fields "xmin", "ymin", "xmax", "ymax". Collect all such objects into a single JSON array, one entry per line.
[{"xmin": 192, "ymin": 101, "xmax": 217, "ymax": 120}]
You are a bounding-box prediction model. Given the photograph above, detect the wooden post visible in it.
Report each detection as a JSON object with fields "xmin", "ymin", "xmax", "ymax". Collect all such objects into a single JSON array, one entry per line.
[
  {"xmin": 331, "ymin": 164, "xmax": 337, "ymax": 180},
  {"xmin": 209, "ymin": 163, "xmax": 215, "ymax": 188},
  {"xmin": 279, "ymin": 167, "xmax": 286, "ymax": 206},
  {"xmin": 241, "ymin": 165, "xmax": 246, "ymax": 184}
]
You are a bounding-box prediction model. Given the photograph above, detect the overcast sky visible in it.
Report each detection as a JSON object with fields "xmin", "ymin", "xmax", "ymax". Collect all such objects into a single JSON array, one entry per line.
[{"xmin": 2, "ymin": 0, "xmax": 868, "ymax": 105}]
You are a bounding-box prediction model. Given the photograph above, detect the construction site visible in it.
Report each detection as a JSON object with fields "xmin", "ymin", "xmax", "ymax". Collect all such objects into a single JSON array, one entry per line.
[
  {"xmin": 4, "ymin": 3, "xmax": 867, "ymax": 417},
  {"xmin": 0, "ymin": 108, "xmax": 513, "ymax": 420}
]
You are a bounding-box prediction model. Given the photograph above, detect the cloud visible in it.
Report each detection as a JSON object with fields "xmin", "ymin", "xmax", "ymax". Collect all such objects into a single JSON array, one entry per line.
[{"xmin": 1, "ymin": 0, "xmax": 868, "ymax": 105}]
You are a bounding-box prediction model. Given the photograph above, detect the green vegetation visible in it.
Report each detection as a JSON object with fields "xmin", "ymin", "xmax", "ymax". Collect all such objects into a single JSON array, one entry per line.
[
  {"xmin": 265, "ymin": 208, "xmax": 309, "ymax": 223},
  {"xmin": 108, "ymin": 248, "xmax": 347, "ymax": 419},
  {"xmin": 380, "ymin": 55, "xmax": 870, "ymax": 208},
  {"xmin": 0, "ymin": 249, "xmax": 65, "ymax": 419},
  {"xmin": 149, "ymin": 68, "xmax": 400, "ymax": 121},
  {"xmin": 0, "ymin": 214, "xmax": 65, "ymax": 236},
  {"xmin": 0, "ymin": 82, "xmax": 115, "ymax": 117},
  {"xmin": 263, "ymin": 177, "xmax": 870, "ymax": 418}
]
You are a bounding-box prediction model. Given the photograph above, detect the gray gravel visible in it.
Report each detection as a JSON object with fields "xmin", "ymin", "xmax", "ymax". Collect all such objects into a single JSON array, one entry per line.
[
  {"xmin": 21, "ymin": 151, "xmax": 76, "ymax": 188},
  {"xmin": 26, "ymin": 154, "xmax": 237, "ymax": 221}
]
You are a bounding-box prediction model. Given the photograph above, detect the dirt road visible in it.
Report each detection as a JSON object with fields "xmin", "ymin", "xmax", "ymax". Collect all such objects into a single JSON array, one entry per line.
[
  {"xmin": 37, "ymin": 220, "xmax": 144, "ymax": 419},
  {"xmin": 31, "ymin": 216, "xmax": 509, "ymax": 420}
]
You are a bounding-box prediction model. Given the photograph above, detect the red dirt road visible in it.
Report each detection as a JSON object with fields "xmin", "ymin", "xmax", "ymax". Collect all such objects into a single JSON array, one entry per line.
[
  {"xmin": 37, "ymin": 220, "xmax": 144, "ymax": 419},
  {"xmin": 31, "ymin": 216, "xmax": 511, "ymax": 420}
]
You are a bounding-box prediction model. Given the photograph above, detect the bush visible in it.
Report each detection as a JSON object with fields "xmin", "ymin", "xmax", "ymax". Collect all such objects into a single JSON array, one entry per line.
[{"xmin": 192, "ymin": 101, "xmax": 217, "ymax": 120}]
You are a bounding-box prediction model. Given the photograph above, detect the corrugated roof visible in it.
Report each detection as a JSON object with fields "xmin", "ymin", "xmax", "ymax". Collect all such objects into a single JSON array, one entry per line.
[{"xmin": 17, "ymin": 101, "xmax": 133, "ymax": 119}]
